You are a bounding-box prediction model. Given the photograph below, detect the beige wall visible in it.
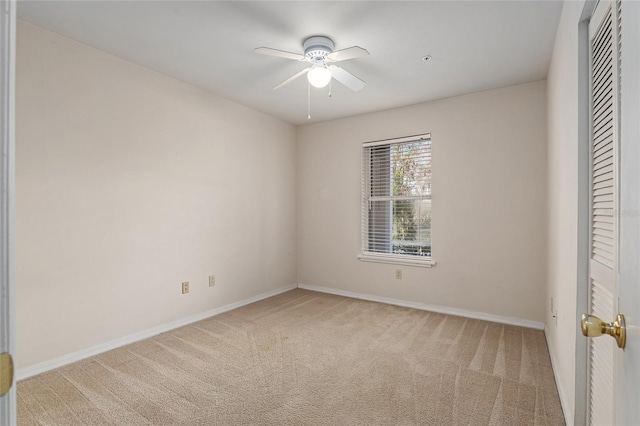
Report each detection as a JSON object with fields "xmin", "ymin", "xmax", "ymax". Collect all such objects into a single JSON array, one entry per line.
[
  {"xmin": 296, "ymin": 81, "xmax": 547, "ymax": 323},
  {"xmin": 16, "ymin": 19, "xmax": 552, "ymax": 374},
  {"xmin": 545, "ymin": 1, "xmax": 586, "ymax": 423},
  {"xmin": 15, "ymin": 22, "xmax": 297, "ymax": 369}
]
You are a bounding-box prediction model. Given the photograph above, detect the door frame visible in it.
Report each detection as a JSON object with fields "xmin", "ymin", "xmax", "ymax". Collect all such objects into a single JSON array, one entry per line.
[
  {"xmin": 0, "ymin": 0, "xmax": 16, "ymax": 424},
  {"xmin": 616, "ymin": 1, "xmax": 640, "ymax": 424}
]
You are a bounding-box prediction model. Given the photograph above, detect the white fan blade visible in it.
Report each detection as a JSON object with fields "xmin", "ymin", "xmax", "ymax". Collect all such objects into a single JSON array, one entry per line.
[
  {"xmin": 273, "ymin": 68, "xmax": 310, "ymax": 89},
  {"xmin": 326, "ymin": 46, "xmax": 369, "ymax": 62},
  {"xmin": 329, "ymin": 65, "xmax": 365, "ymax": 91},
  {"xmin": 255, "ymin": 47, "xmax": 305, "ymax": 61}
]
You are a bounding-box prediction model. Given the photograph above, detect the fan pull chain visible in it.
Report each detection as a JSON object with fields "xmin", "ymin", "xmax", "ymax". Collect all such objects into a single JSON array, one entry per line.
[
  {"xmin": 307, "ymin": 81, "xmax": 311, "ymax": 120},
  {"xmin": 329, "ymin": 79, "xmax": 332, "ymax": 98}
]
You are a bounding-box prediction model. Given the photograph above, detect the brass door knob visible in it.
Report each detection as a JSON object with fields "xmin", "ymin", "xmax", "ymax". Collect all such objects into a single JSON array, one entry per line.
[
  {"xmin": 581, "ymin": 313, "xmax": 626, "ymax": 349},
  {"xmin": 0, "ymin": 353, "xmax": 13, "ymax": 396}
]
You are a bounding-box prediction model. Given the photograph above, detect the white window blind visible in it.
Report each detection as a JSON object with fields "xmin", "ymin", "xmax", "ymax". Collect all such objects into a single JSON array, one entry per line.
[{"xmin": 361, "ymin": 134, "xmax": 432, "ymax": 264}]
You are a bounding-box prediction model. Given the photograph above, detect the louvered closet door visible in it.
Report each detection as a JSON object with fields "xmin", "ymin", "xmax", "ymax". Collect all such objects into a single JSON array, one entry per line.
[{"xmin": 588, "ymin": 0, "xmax": 621, "ymax": 424}]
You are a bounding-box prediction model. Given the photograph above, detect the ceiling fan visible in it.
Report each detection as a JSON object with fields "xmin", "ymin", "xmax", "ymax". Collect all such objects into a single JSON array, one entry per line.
[{"xmin": 255, "ymin": 36, "xmax": 369, "ymax": 91}]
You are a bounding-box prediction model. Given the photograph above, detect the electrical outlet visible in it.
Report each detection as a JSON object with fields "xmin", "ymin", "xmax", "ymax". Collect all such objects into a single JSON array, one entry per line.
[
  {"xmin": 209, "ymin": 275, "xmax": 215, "ymax": 287},
  {"xmin": 395, "ymin": 269, "xmax": 402, "ymax": 280},
  {"xmin": 182, "ymin": 281, "xmax": 189, "ymax": 294}
]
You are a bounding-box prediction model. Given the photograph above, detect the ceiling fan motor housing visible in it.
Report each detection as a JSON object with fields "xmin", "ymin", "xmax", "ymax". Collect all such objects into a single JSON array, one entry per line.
[{"xmin": 303, "ymin": 36, "xmax": 334, "ymax": 60}]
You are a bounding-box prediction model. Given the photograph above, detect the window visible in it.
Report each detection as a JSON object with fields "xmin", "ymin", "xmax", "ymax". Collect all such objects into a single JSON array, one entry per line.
[{"xmin": 359, "ymin": 134, "xmax": 434, "ymax": 267}]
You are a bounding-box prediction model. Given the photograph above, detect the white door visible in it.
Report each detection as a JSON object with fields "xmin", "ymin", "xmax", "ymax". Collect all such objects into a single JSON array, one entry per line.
[
  {"xmin": 584, "ymin": 0, "xmax": 640, "ymax": 424},
  {"xmin": 0, "ymin": 0, "xmax": 17, "ymax": 424},
  {"xmin": 586, "ymin": 0, "xmax": 620, "ymax": 424}
]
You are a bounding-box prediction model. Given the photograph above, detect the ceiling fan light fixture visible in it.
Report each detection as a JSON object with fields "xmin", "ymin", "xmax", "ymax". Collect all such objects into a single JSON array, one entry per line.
[
  {"xmin": 307, "ymin": 65, "xmax": 332, "ymax": 88},
  {"xmin": 256, "ymin": 35, "xmax": 368, "ymax": 93}
]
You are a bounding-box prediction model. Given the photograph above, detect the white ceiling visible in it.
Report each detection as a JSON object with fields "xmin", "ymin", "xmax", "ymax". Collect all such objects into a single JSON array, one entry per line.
[{"xmin": 17, "ymin": 1, "xmax": 563, "ymax": 126}]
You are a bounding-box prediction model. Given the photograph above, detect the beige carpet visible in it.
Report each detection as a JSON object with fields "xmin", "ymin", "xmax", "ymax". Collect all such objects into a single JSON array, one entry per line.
[{"xmin": 17, "ymin": 289, "xmax": 565, "ymax": 425}]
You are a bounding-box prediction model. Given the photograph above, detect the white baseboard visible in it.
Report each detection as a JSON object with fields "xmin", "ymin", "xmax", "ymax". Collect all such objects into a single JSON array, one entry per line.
[
  {"xmin": 17, "ymin": 283, "xmax": 297, "ymax": 381},
  {"xmin": 544, "ymin": 325, "xmax": 573, "ymax": 426},
  {"xmin": 297, "ymin": 283, "xmax": 545, "ymax": 330}
]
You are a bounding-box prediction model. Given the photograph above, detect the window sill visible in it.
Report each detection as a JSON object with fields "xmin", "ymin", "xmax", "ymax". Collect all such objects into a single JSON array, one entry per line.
[{"xmin": 357, "ymin": 253, "xmax": 436, "ymax": 268}]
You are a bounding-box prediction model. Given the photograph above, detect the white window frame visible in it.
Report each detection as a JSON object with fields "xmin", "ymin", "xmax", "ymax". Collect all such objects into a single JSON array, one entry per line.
[{"xmin": 358, "ymin": 133, "xmax": 435, "ymax": 268}]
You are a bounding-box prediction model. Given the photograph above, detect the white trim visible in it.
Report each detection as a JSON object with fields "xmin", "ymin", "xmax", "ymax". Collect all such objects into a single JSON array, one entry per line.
[
  {"xmin": 298, "ymin": 283, "xmax": 544, "ymax": 330},
  {"xmin": 16, "ymin": 284, "xmax": 297, "ymax": 381},
  {"xmin": 0, "ymin": 0, "xmax": 16, "ymax": 423},
  {"xmin": 357, "ymin": 253, "xmax": 435, "ymax": 268},
  {"xmin": 545, "ymin": 325, "xmax": 574, "ymax": 426}
]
